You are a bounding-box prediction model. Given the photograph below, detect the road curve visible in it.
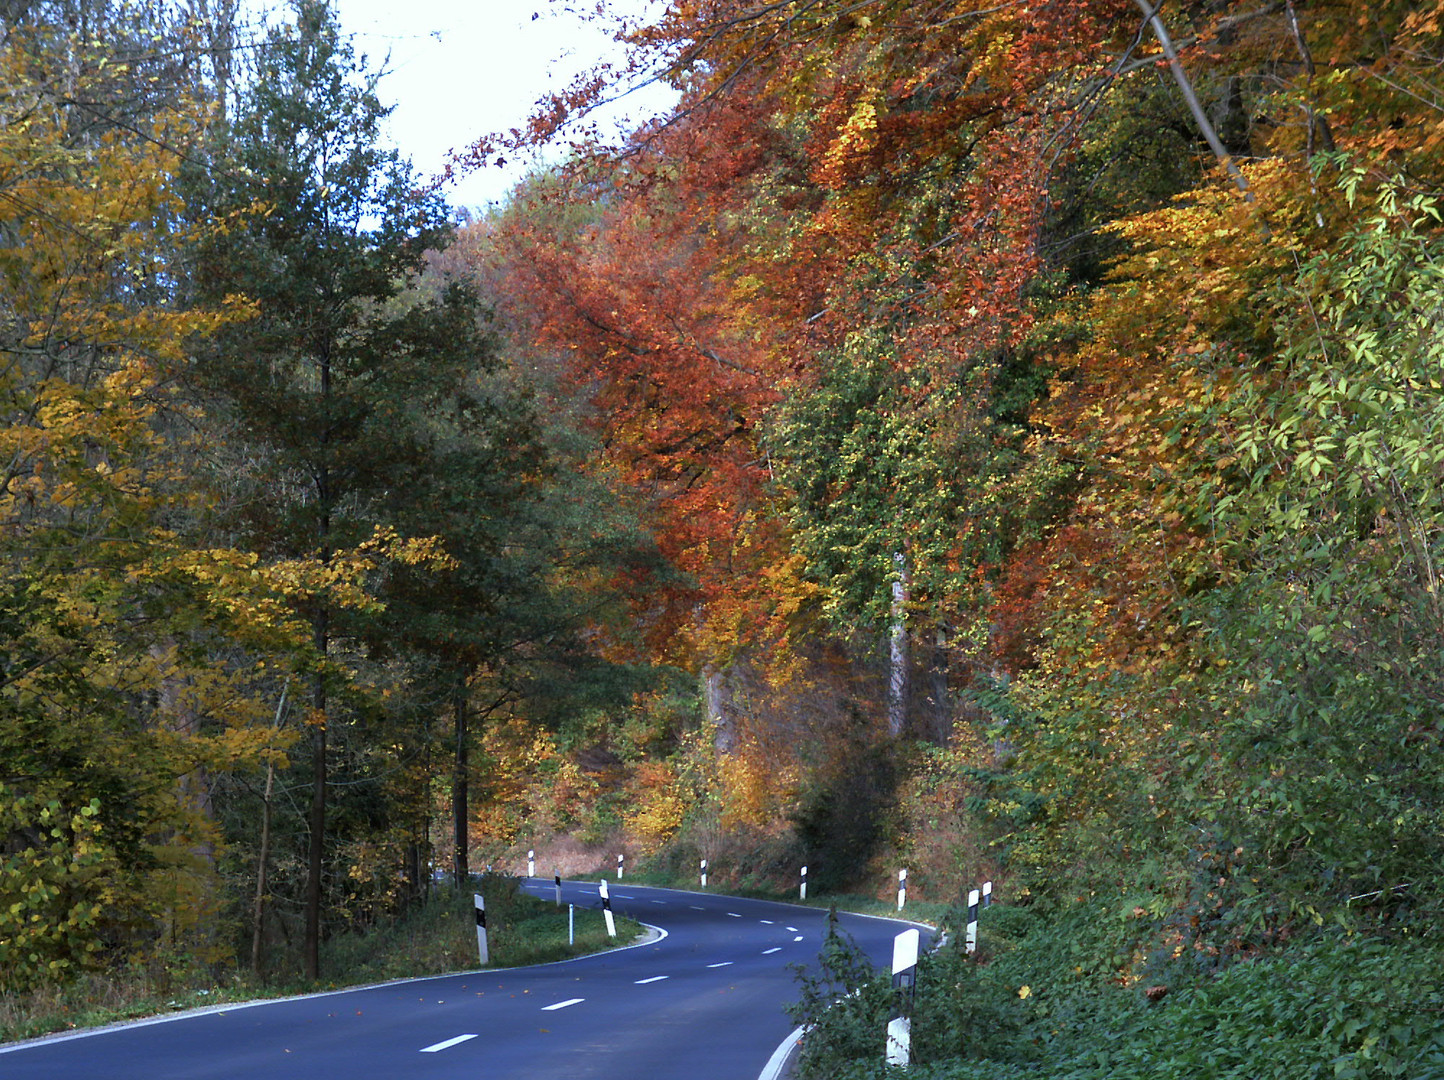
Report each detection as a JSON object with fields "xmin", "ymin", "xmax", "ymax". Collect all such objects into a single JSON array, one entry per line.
[{"xmin": 0, "ymin": 880, "xmax": 931, "ymax": 1080}]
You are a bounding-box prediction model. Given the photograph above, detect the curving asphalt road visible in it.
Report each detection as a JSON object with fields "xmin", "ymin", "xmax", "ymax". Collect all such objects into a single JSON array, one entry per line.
[{"xmin": 0, "ymin": 881, "xmax": 930, "ymax": 1080}]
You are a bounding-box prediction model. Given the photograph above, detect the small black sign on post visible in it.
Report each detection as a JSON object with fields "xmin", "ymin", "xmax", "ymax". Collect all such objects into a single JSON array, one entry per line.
[
  {"xmin": 473, "ymin": 893, "xmax": 489, "ymax": 966},
  {"xmin": 598, "ymin": 879, "xmax": 616, "ymax": 938},
  {"xmin": 966, "ymin": 888, "xmax": 980, "ymax": 954}
]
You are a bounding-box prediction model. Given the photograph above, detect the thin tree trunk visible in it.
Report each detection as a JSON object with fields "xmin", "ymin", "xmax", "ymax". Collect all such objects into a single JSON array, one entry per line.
[
  {"xmin": 1285, "ymin": 0, "xmax": 1335, "ymax": 156},
  {"xmin": 304, "ymin": 630, "xmax": 326, "ymax": 982},
  {"xmin": 929, "ymin": 628, "xmax": 950, "ymax": 743},
  {"xmin": 253, "ymin": 679, "xmax": 289, "ymax": 976},
  {"xmin": 453, "ymin": 685, "xmax": 469, "ymax": 886},
  {"xmin": 1134, "ymin": 0, "xmax": 1254, "ymax": 201},
  {"xmin": 888, "ymin": 551, "xmax": 910, "ymax": 738},
  {"xmin": 304, "ymin": 328, "xmax": 334, "ymax": 982}
]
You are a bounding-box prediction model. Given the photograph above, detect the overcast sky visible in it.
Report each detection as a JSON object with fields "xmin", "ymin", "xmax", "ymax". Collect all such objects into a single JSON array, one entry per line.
[{"xmin": 326, "ymin": 0, "xmax": 676, "ymax": 211}]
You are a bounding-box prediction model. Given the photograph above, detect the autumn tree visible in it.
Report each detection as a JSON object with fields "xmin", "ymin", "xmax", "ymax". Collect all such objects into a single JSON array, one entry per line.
[{"xmin": 188, "ymin": 0, "xmax": 491, "ymax": 978}]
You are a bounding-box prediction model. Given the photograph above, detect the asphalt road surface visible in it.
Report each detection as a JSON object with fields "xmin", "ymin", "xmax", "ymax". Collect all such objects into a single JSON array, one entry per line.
[{"xmin": 0, "ymin": 881, "xmax": 931, "ymax": 1080}]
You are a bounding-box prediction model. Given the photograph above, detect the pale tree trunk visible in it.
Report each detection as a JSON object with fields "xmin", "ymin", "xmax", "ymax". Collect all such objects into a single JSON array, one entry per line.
[
  {"xmin": 888, "ymin": 552, "xmax": 910, "ymax": 738},
  {"xmin": 704, "ymin": 664, "xmax": 737, "ymax": 752},
  {"xmin": 1134, "ymin": 0, "xmax": 1254, "ymax": 202}
]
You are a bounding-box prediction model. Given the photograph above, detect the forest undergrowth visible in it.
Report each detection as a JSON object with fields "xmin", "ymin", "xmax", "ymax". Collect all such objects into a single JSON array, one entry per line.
[{"xmin": 786, "ymin": 892, "xmax": 1444, "ymax": 1080}]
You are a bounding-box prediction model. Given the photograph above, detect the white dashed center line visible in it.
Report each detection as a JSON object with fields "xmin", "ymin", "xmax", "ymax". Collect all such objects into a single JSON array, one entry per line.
[
  {"xmin": 420, "ymin": 1034, "xmax": 478, "ymax": 1053},
  {"xmin": 793, "ymin": 935, "xmax": 804, "ymax": 942},
  {"xmin": 651, "ymin": 900, "xmax": 667, "ymax": 905},
  {"xmin": 635, "ymin": 975, "xmax": 670, "ymax": 984},
  {"xmin": 707, "ymin": 962, "xmax": 734, "ymax": 969},
  {"xmin": 727, "ymin": 912, "xmax": 742, "ymax": 918},
  {"xmin": 760, "ymin": 919, "xmax": 774, "ymax": 924},
  {"xmin": 542, "ymin": 998, "xmax": 585, "ymax": 1011},
  {"xmin": 690, "ymin": 905, "xmax": 706, "ymax": 911},
  {"xmin": 786, "ymin": 926, "xmax": 799, "ymax": 932},
  {"xmin": 762, "ymin": 947, "xmax": 782, "ymax": 955}
]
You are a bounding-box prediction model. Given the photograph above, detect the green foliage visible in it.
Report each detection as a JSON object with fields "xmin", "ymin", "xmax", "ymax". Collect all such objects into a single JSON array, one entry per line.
[
  {"xmin": 786, "ymin": 921, "xmax": 1028, "ymax": 1079},
  {"xmin": 794, "ymin": 900, "xmax": 1444, "ymax": 1080},
  {"xmin": 0, "ymin": 790, "xmax": 112, "ymax": 992}
]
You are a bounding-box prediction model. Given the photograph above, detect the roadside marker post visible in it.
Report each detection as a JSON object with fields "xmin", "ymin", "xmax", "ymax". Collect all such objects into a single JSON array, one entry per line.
[
  {"xmin": 886, "ymin": 928, "xmax": 920, "ymax": 1067},
  {"xmin": 800, "ymin": 865, "xmax": 808, "ymax": 901},
  {"xmin": 982, "ymin": 880, "xmax": 993, "ymax": 908},
  {"xmin": 966, "ymin": 888, "xmax": 980, "ymax": 954},
  {"xmin": 473, "ymin": 893, "xmax": 489, "ymax": 966},
  {"xmin": 617, "ymin": 853, "xmax": 624, "ymax": 880},
  {"xmin": 599, "ymin": 879, "xmax": 617, "ymax": 938},
  {"xmin": 568, "ymin": 904, "xmax": 575, "ymax": 945},
  {"xmin": 898, "ymin": 868, "xmax": 907, "ymax": 912},
  {"xmin": 527, "ymin": 849, "xmax": 535, "ymax": 878},
  {"xmin": 554, "ymin": 873, "xmax": 562, "ymax": 906},
  {"xmin": 700, "ymin": 859, "xmax": 708, "ymax": 888}
]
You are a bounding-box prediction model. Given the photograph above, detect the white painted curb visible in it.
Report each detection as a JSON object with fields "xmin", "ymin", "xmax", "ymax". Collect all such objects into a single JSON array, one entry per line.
[{"xmin": 758, "ymin": 1025, "xmax": 805, "ymax": 1080}]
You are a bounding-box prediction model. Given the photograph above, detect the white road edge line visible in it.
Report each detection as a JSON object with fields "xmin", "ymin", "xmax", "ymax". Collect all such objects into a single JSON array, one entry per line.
[
  {"xmin": 634, "ymin": 975, "xmax": 670, "ymax": 984},
  {"xmin": 420, "ymin": 1033, "xmax": 478, "ymax": 1053},
  {"xmin": 541, "ymin": 998, "xmax": 585, "ymax": 1011},
  {"xmin": 706, "ymin": 962, "xmax": 734, "ymax": 968},
  {"xmin": 0, "ymin": 923, "xmax": 671, "ymax": 1055}
]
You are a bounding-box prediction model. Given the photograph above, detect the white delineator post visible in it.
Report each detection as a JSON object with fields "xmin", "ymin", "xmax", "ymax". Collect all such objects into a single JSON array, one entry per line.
[
  {"xmin": 617, "ymin": 853, "xmax": 624, "ymax": 880},
  {"xmin": 700, "ymin": 859, "xmax": 708, "ymax": 888},
  {"xmin": 982, "ymin": 880, "xmax": 993, "ymax": 909},
  {"xmin": 966, "ymin": 887, "xmax": 980, "ymax": 954},
  {"xmin": 527, "ymin": 849, "xmax": 535, "ymax": 878},
  {"xmin": 599, "ymin": 879, "xmax": 616, "ymax": 938},
  {"xmin": 473, "ymin": 893, "xmax": 489, "ymax": 966},
  {"xmin": 800, "ymin": 865, "xmax": 808, "ymax": 901},
  {"xmin": 897, "ymin": 868, "xmax": 907, "ymax": 911},
  {"xmin": 554, "ymin": 873, "xmax": 562, "ymax": 906},
  {"xmin": 886, "ymin": 928, "xmax": 920, "ymax": 1067}
]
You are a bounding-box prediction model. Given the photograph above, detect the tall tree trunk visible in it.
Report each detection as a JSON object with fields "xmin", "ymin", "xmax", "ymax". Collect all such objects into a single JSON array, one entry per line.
[
  {"xmin": 303, "ymin": 324, "xmax": 334, "ymax": 982},
  {"xmin": 888, "ymin": 551, "xmax": 910, "ymax": 738},
  {"xmin": 928, "ymin": 627, "xmax": 951, "ymax": 743},
  {"xmin": 304, "ymin": 622, "xmax": 326, "ymax": 982},
  {"xmin": 704, "ymin": 664, "xmax": 737, "ymax": 752},
  {"xmin": 452, "ymin": 685, "xmax": 469, "ymax": 886}
]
